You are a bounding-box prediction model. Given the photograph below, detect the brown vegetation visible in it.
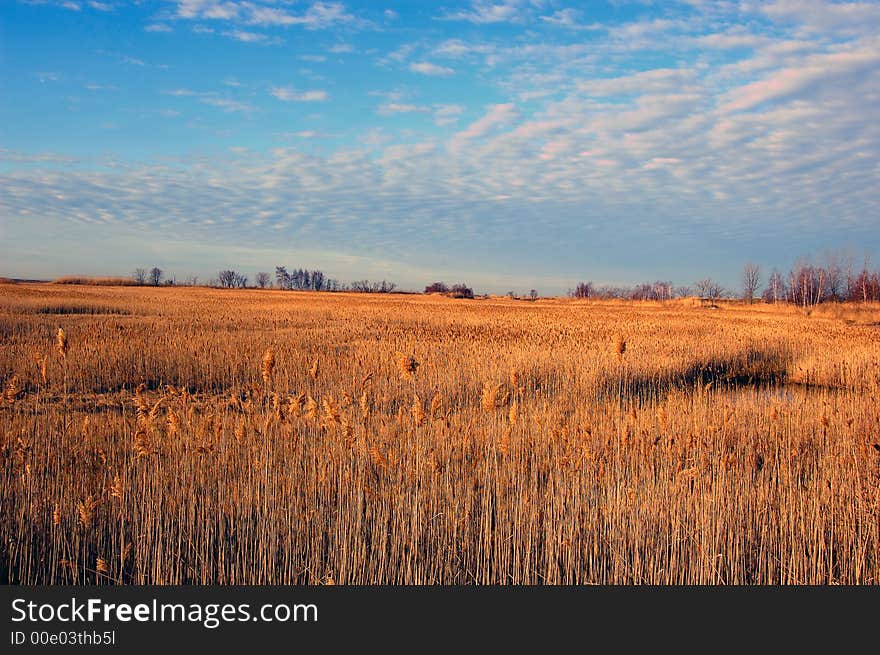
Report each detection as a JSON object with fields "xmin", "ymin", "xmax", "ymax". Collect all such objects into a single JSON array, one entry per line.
[
  {"xmin": 52, "ymin": 276, "xmax": 138, "ymax": 287},
  {"xmin": 1, "ymin": 283, "xmax": 879, "ymax": 584}
]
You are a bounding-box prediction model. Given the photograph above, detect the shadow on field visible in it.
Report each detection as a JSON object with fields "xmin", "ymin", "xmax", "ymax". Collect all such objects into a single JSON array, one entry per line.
[{"xmin": 601, "ymin": 347, "xmax": 795, "ymax": 401}]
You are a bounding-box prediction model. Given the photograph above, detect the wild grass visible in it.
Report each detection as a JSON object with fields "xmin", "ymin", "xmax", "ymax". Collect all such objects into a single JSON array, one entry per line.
[
  {"xmin": 0, "ymin": 284, "xmax": 878, "ymax": 584},
  {"xmin": 51, "ymin": 276, "xmax": 137, "ymax": 286}
]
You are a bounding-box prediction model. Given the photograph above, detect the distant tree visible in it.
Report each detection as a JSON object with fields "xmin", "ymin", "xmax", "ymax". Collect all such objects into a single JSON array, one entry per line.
[
  {"xmin": 450, "ymin": 284, "xmax": 474, "ymax": 299},
  {"xmin": 571, "ymin": 282, "xmax": 593, "ymax": 299},
  {"xmin": 788, "ymin": 259, "xmax": 825, "ymax": 307},
  {"xmin": 424, "ymin": 282, "xmax": 449, "ymax": 294},
  {"xmin": 742, "ymin": 263, "xmax": 761, "ymax": 304},
  {"xmin": 256, "ymin": 272, "xmax": 271, "ymax": 289},
  {"xmin": 846, "ymin": 259, "xmax": 880, "ymax": 302},
  {"xmin": 695, "ymin": 278, "xmax": 724, "ymax": 301},
  {"xmin": 133, "ymin": 268, "xmax": 147, "ymax": 285},
  {"xmin": 652, "ymin": 281, "xmax": 674, "ymax": 301},
  {"xmin": 218, "ymin": 270, "xmax": 237, "ymax": 288},
  {"xmin": 763, "ymin": 269, "xmax": 786, "ymax": 303},
  {"xmin": 822, "ymin": 251, "xmax": 844, "ymax": 301},
  {"xmin": 184, "ymin": 275, "xmax": 199, "ymax": 287},
  {"xmin": 270, "ymin": 268, "xmax": 330, "ymax": 291},
  {"xmin": 349, "ymin": 279, "xmax": 398, "ymax": 293},
  {"xmin": 233, "ymin": 273, "xmax": 248, "ymax": 288},
  {"xmin": 149, "ymin": 267, "xmax": 163, "ymax": 287},
  {"xmin": 529, "ymin": 289, "xmax": 538, "ymax": 300},
  {"xmin": 275, "ymin": 266, "xmax": 290, "ymax": 290},
  {"xmin": 630, "ymin": 283, "xmax": 649, "ymax": 301}
]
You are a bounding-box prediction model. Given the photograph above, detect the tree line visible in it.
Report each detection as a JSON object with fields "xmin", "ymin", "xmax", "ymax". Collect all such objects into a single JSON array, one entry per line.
[
  {"xmin": 569, "ymin": 252, "xmax": 880, "ymax": 305},
  {"xmin": 129, "ymin": 265, "xmax": 401, "ymax": 293},
  {"xmin": 129, "ymin": 250, "xmax": 879, "ymax": 305}
]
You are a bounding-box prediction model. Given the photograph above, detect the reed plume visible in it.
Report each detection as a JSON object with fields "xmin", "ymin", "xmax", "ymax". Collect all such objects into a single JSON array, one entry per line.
[
  {"xmin": 395, "ymin": 351, "xmax": 419, "ymax": 379},
  {"xmin": 77, "ymin": 495, "xmax": 99, "ymax": 528},
  {"xmin": 109, "ymin": 474, "xmax": 123, "ymax": 500},
  {"xmin": 615, "ymin": 334, "xmax": 627, "ymax": 359},
  {"xmin": 429, "ymin": 393, "xmax": 443, "ymax": 421},
  {"xmin": 3, "ymin": 375, "xmax": 19, "ymax": 404},
  {"xmin": 305, "ymin": 394, "xmax": 318, "ymax": 420},
  {"xmin": 481, "ymin": 382, "xmax": 506, "ymax": 412},
  {"xmin": 56, "ymin": 327, "xmax": 68, "ymax": 359},
  {"xmin": 262, "ymin": 348, "xmax": 276, "ymax": 387},
  {"xmin": 412, "ymin": 394, "xmax": 426, "ymax": 426},
  {"xmin": 289, "ymin": 391, "xmax": 306, "ymax": 418}
]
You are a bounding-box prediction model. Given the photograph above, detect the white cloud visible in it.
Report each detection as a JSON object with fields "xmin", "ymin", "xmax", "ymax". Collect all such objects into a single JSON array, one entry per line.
[
  {"xmin": 539, "ymin": 8, "xmax": 601, "ymax": 30},
  {"xmin": 440, "ymin": 1, "xmax": 532, "ymax": 24},
  {"xmin": 450, "ymin": 103, "xmax": 518, "ymax": 150},
  {"xmin": 200, "ymin": 97, "xmax": 255, "ymax": 112},
  {"xmin": 162, "ymin": 88, "xmax": 197, "ymax": 96},
  {"xmin": 579, "ymin": 68, "xmax": 697, "ymax": 97},
  {"xmin": 409, "ymin": 61, "xmax": 455, "ymax": 76},
  {"xmin": 377, "ymin": 103, "xmax": 431, "ymax": 115},
  {"xmin": 433, "ymin": 104, "xmax": 465, "ymax": 126},
  {"xmin": 222, "ymin": 29, "xmax": 279, "ymax": 43},
  {"xmin": 719, "ymin": 45, "xmax": 880, "ymax": 113},
  {"xmin": 760, "ymin": 0, "xmax": 880, "ymax": 34},
  {"xmin": 328, "ymin": 43, "xmax": 354, "ymax": 54},
  {"xmin": 173, "ymin": 1, "xmax": 359, "ymax": 30},
  {"xmin": 270, "ymin": 87, "xmax": 328, "ymax": 102}
]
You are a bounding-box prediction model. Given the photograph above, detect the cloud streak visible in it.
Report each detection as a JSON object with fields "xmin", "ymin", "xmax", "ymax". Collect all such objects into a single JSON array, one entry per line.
[{"xmin": 271, "ymin": 87, "xmax": 329, "ymax": 102}]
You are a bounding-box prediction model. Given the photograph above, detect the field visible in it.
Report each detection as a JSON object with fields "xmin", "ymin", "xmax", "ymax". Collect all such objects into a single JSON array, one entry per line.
[{"xmin": 1, "ymin": 283, "xmax": 879, "ymax": 584}]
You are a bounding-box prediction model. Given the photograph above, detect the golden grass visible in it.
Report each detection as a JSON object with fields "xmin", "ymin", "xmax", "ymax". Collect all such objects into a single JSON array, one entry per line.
[
  {"xmin": 51, "ymin": 276, "xmax": 137, "ymax": 286},
  {"xmin": 1, "ymin": 283, "xmax": 879, "ymax": 584}
]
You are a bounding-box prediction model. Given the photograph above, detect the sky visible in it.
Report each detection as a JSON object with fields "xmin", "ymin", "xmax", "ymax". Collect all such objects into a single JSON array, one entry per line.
[{"xmin": 1, "ymin": 0, "xmax": 878, "ymax": 294}]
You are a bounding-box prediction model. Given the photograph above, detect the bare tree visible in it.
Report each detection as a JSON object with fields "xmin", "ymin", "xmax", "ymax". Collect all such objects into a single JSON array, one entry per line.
[
  {"xmin": 424, "ymin": 282, "xmax": 449, "ymax": 294},
  {"xmin": 451, "ymin": 284, "xmax": 474, "ymax": 299},
  {"xmin": 149, "ymin": 267, "xmax": 163, "ymax": 287},
  {"xmin": 218, "ymin": 270, "xmax": 237, "ymax": 288},
  {"xmin": 695, "ymin": 278, "xmax": 724, "ymax": 301},
  {"xmin": 763, "ymin": 269, "xmax": 785, "ymax": 303},
  {"xmin": 275, "ymin": 266, "xmax": 290, "ymax": 290},
  {"xmin": 571, "ymin": 282, "xmax": 593, "ymax": 299},
  {"xmin": 133, "ymin": 268, "xmax": 147, "ymax": 285},
  {"xmin": 822, "ymin": 250, "xmax": 845, "ymax": 301},
  {"xmin": 742, "ymin": 263, "xmax": 760, "ymax": 304},
  {"xmin": 256, "ymin": 272, "xmax": 271, "ymax": 289}
]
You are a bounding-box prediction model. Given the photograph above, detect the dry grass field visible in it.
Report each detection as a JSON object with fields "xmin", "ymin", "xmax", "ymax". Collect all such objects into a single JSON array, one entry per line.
[{"xmin": 1, "ymin": 283, "xmax": 879, "ymax": 584}]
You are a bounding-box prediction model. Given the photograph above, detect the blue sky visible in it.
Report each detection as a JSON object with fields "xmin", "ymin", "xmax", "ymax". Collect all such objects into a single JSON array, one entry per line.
[{"xmin": 1, "ymin": 0, "xmax": 878, "ymax": 294}]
